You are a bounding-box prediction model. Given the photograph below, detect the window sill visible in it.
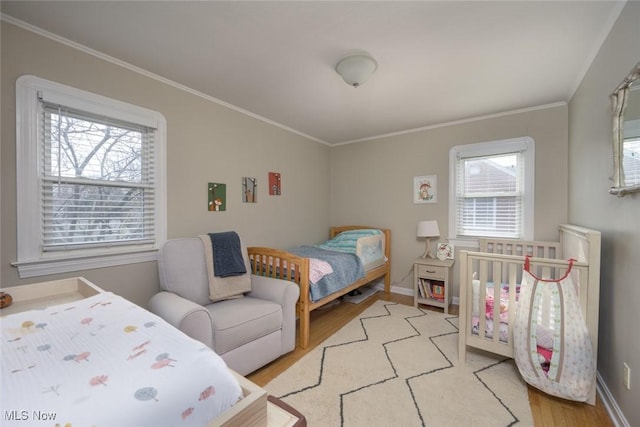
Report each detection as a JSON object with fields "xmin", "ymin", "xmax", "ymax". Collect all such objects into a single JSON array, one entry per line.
[{"xmin": 12, "ymin": 249, "xmax": 159, "ymax": 278}]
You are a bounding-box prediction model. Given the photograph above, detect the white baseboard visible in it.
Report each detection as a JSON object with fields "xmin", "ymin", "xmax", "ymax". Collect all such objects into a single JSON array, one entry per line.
[
  {"xmin": 382, "ymin": 284, "xmax": 461, "ymax": 306},
  {"xmin": 597, "ymin": 372, "xmax": 630, "ymax": 427},
  {"xmin": 387, "ymin": 283, "xmax": 412, "ymax": 297}
]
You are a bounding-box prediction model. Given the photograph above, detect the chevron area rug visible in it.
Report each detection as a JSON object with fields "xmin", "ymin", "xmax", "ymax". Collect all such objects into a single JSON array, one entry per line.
[{"xmin": 265, "ymin": 301, "xmax": 533, "ymax": 426}]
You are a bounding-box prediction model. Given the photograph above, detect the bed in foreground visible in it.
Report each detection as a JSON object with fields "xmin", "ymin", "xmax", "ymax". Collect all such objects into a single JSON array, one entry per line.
[
  {"xmin": 0, "ymin": 278, "xmax": 267, "ymax": 427},
  {"xmin": 247, "ymin": 226, "xmax": 391, "ymax": 349},
  {"xmin": 458, "ymin": 224, "xmax": 601, "ymax": 405}
]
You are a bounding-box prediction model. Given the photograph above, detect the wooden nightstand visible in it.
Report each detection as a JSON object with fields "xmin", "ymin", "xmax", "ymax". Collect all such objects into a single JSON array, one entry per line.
[{"xmin": 413, "ymin": 257, "xmax": 454, "ymax": 314}]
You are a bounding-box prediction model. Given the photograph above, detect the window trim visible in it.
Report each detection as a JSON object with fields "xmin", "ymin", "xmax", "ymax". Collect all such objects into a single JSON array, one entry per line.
[
  {"xmin": 448, "ymin": 136, "xmax": 534, "ymax": 247},
  {"xmin": 13, "ymin": 75, "xmax": 167, "ymax": 278}
]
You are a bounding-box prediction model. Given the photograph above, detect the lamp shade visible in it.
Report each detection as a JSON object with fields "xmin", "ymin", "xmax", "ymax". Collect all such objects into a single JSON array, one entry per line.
[
  {"xmin": 335, "ymin": 54, "xmax": 377, "ymax": 88},
  {"xmin": 417, "ymin": 220, "xmax": 440, "ymax": 237}
]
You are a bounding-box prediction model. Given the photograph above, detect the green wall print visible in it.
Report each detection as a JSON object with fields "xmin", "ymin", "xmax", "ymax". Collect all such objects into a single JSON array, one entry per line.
[
  {"xmin": 208, "ymin": 183, "xmax": 226, "ymax": 211},
  {"xmin": 242, "ymin": 177, "xmax": 257, "ymax": 203}
]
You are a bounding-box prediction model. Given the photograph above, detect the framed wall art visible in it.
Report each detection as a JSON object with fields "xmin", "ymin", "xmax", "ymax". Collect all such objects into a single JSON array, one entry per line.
[
  {"xmin": 268, "ymin": 172, "xmax": 281, "ymax": 195},
  {"xmin": 436, "ymin": 242, "xmax": 454, "ymax": 260},
  {"xmin": 208, "ymin": 182, "xmax": 226, "ymax": 211},
  {"xmin": 413, "ymin": 175, "xmax": 437, "ymax": 204},
  {"xmin": 242, "ymin": 177, "xmax": 257, "ymax": 203}
]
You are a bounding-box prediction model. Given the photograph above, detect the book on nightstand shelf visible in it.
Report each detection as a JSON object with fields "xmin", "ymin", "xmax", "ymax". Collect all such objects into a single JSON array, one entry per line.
[
  {"xmin": 430, "ymin": 282, "xmax": 445, "ymax": 301},
  {"xmin": 418, "ymin": 278, "xmax": 445, "ymax": 302},
  {"xmin": 418, "ymin": 278, "xmax": 428, "ymax": 298}
]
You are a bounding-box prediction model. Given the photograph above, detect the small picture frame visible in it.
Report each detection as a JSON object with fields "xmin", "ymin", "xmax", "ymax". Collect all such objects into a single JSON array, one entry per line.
[
  {"xmin": 208, "ymin": 182, "xmax": 226, "ymax": 211},
  {"xmin": 436, "ymin": 242, "xmax": 454, "ymax": 260},
  {"xmin": 268, "ymin": 172, "xmax": 281, "ymax": 195},
  {"xmin": 413, "ymin": 175, "xmax": 437, "ymax": 204},
  {"xmin": 242, "ymin": 177, "xmax": 257, "ymax": 203}
]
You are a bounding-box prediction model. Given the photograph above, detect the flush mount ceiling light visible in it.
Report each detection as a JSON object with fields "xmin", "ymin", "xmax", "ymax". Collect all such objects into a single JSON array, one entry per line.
[{"xmin": 335, "ymin": 54, "xmax": 378, "ymax": 88}]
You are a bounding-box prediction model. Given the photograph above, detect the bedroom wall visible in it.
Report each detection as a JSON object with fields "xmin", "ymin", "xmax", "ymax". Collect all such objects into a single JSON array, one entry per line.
[
  {"xmin": 0, "ymin": 22, "xmax": 331, "ymax": 308},
  {"xmin": 568, "ymin": 2, "xmax": 640, "ymax": 425},
  {"xmin": 329, "ymin": 104, "xmax": 569, "ymax": 299}
]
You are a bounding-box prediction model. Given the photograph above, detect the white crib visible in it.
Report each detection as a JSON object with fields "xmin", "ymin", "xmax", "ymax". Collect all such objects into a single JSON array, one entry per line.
[{"xmin": 458, "ymin": 224, "xmax": 601, "ymax": 405}]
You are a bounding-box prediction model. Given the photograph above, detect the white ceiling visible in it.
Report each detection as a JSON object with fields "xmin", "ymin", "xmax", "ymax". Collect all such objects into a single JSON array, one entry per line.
[{"xmin": 1, "ymin": 1, "xmax": 626, "ymax": 145}]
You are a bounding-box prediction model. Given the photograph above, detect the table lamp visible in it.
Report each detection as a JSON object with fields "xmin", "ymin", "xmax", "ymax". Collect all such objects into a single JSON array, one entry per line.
[{"xmin": 417, "ymin": 220, "xmax": 440, "ymax": 258}]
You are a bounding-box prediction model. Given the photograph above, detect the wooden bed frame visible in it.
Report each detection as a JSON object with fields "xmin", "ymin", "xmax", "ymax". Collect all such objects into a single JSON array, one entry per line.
[
  {"xmin": 458, "ymin": 224, "xmax": 601, "ymax": 405},
  {"xmin": 247, "ymin": 226, "xmax": 391, "ymax": 349}
]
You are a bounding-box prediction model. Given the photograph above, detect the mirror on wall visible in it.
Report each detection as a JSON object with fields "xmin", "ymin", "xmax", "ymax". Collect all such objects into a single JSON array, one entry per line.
[{"xmin": 610, "ymin": 61, "xmax": 640, "ymax": 197}]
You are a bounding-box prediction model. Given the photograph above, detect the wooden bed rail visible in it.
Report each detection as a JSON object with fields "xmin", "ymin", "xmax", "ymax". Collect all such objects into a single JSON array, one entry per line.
[
  {"xmin": 247, "ymin": 247, "xmax": 313, "ymax": 348},
  {"xmin": 247, "ymin": 247, "xmax": 309, "ymax": 288}
]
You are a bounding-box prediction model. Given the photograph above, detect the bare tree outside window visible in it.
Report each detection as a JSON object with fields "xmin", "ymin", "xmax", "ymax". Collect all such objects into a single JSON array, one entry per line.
[{"xmin": 42, "ymin": 107, "xmax": 155, "ymax": 250}]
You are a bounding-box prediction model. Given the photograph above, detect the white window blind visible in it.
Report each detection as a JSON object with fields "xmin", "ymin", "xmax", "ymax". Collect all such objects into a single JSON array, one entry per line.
[
  {"xmin": 622, "ymin": 137, "xmax": 640, "ymax": 186},
  {"xmin": 456, "ymin": 152, "xmax": 524, "ymax": 238},
  {"xmin": 40, "ymin": 101, "xmax": 157, "ymax": 251},
  {"xmin": 622, "ymin": 116, "xmax": 640, "ymax": 187}
]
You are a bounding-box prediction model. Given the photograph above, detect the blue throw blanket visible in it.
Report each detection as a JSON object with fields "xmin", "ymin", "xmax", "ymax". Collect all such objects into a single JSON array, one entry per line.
[
  {"xmin": 208, "ymin": 232, "xmax": 247, "ymax": 278},
  {"xmin": 288, "ymin": 246, "xmax": 365, "ymax": 302}
]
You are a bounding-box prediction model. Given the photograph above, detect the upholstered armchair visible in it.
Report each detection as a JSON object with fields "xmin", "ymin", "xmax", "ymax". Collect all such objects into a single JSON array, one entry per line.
[{"xmin": 148, "ymin": 235, "xmax": 299, "ymax": 376}]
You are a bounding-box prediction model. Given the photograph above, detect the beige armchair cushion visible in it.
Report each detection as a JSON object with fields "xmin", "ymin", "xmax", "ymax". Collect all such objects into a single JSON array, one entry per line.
[{"xmin": 207, "ymin": 297, "xmax": 282, "ymax": 354}]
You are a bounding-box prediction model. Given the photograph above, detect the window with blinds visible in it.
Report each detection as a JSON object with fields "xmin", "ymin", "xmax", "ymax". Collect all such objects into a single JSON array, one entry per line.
[
  {"xmin": 15, "ymin": 75, "xmax": 166, "ymax": 278},
  {"xmin": 449, "ymin": 137, "xmax": 534, "ymax": 241},
  {"xmin": 41, "ymin": 103, "xmax": 156, "ymax": 251},
  {"xmin": 456, "ymin": 152, "xmax": 524, "ymax": 238}
]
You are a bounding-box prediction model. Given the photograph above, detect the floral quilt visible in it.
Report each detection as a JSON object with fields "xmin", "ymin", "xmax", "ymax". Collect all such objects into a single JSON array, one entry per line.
[{"xmin": 1, "ymin": 292, "xmax": 242, "ymax": 426}]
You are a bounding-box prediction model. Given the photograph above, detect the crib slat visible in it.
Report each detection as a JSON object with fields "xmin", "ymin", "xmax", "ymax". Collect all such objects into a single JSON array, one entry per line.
[{"xmin": 478, "ymin": 260, "xmax": 488, "ymax": 349}]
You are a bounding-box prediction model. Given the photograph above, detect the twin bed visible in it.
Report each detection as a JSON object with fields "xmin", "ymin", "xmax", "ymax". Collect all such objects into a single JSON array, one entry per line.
[
  {"xmin": 248, "ymin": 226, "xmax": 391, "ymax": 349},
  {"xmin": 458, "ymin": 224, "xmax": 601, "ymax": 405}
]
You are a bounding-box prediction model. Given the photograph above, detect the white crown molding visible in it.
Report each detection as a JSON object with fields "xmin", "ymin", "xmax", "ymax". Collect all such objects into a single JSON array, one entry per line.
[{"xmin": 333, "ymin": 102, "xmax": 567, "ymax": 146}]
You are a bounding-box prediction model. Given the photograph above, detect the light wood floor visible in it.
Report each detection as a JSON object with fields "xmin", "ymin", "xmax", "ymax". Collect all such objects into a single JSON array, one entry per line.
[{"xmin": 248, "ymin": 292, "xmax": 613, "ymax": 427}]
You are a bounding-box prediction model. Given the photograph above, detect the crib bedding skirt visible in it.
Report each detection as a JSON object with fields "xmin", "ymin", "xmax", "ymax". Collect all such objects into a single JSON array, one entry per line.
[{"xmin": 1, "ymin": 292, "xmax": 243, "ymax": 426}]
